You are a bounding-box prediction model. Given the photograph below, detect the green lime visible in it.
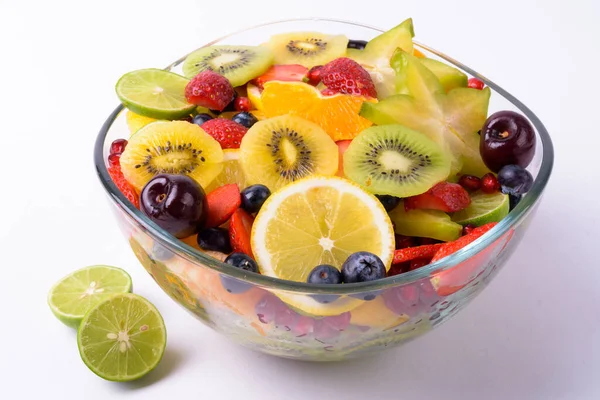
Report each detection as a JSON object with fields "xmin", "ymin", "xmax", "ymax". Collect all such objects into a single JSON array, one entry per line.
[
  {"xmin": 451, "ymin": 190, "xmax": 509, "ymax": 226},
  {"xmin": 77, "ymin": 293, "xmax": 167, "ymax": 382},
  {"xmin": 116, "ymin": 68, "xmax": 196, "ymax": 120},
  {"xmin": 48, "ymin": 265, "xmax": 133, "ymax": 329}
]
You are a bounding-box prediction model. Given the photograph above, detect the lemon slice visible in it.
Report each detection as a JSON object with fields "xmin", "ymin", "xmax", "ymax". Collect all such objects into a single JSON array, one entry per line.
[
  {"xmin": 125, "ymin": 110, "xmax": 158, "ymax": 136},
  {"xmin": 251, "ymin": 176, "xmax": 395, "ymax": 315},
  {"xmin": 205, "ymin": 149, "xmax": 247, "ymax": 193}
]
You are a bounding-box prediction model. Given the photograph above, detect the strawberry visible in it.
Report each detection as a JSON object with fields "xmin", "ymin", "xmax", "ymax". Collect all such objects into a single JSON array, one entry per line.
[
  {"xmin": 392, "ymin": 244, "xmax": 443, "ymax": 264},
  {"xmin": 320, "ymin": 57, "xmax": 377, "ymax": 98},
  {"xmin": 304, "ymin": 65, "xmax": 323, "ymax": 85},
  {"xmin": 410, "ymin": 258, "xmax": 431, "ymax": 271},
  {"xmin": 185, "ymin": 70, "xmax": 235, "ymax": 111},
  {"xmin": 321, "ymin": 88, "xmax": 338, "ymax": 96},
  {"xmin": 229, "ymin": 208, "xmax": 254, "ymax": 256},
  {"xmin": 404, "ymin": 182, "xmax": 471, "ymax": 213},
  {"xmin": 107, "ymin": 165, "xmax": 139, "ymax": 209},
  {"xmin": 431, "ymin": 222, "xmax": 497, "ymax": 262},
  {"xmin": 252, "ymin": 64, "xmax": 308, "ymax": 89},
  {"xmin": 200, "ymin": 119, "xmax": 248, "ymax": 149},
  {"xmin": 205, "ymin": 184, "xmax": 241, "ymax": 228},
  {"xmin": 395, "ymin": 234, "xmax": 417, "ymax": 249}
]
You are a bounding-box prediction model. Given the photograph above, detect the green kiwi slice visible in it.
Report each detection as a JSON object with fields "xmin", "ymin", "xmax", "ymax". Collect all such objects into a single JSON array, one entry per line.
[
  {"xmin": 343, "ymin": 125, "xmax": 451, "ymax": 198},
  {"xmin": 268, "ymin": 32, "xmax": 348, "ymax": 68},
  {"xmin": 182, "ymin": 45, "xmax": 273, "ymax": 86}
]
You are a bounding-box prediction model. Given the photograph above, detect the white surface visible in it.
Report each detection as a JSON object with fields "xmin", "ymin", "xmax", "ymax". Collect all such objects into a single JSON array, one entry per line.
[{"xmin": 0, "ymin": 0, "xmax": 598, "ymax": 398}]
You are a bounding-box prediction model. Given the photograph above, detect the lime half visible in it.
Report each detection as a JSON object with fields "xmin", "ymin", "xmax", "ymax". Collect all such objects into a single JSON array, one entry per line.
[
  {"xmin": 116, "ymin": 68, "xmax": 196, "ymax": 120},
  {"xmin": 48, "ymin": 265, "xmax": 132, "ymax": 328},
  {"xmin": 451, "ymin": 191, "xmax": 509, "ymax": 226},
  {"xmin": 77, "ymin": 293, "xmax": 167, "ymax": 382}
]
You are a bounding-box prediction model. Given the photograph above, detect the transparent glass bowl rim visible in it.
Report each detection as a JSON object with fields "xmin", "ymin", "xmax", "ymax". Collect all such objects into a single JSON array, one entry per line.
[{"xmin": 93, "ymin": 18, "xmax": 554, "ymax": 295}]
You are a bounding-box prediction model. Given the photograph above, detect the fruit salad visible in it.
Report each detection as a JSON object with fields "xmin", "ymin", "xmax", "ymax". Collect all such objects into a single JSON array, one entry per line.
[{"xmin": 107, "ymin": 18, "xmax": 537, "ymax": 357}]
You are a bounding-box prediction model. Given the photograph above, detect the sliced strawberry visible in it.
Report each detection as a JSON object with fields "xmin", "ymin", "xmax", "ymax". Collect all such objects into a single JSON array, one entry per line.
[
  {"xmin": 431, "ymin": 222, "xmax": 497, "ymax": 262},
  {"xmin": 200, "ymin": 119, "xmax": 247, "ymax": 149},
  {"xmin": 320, "ymin": 57, "xmax": 377, "ymax": 98},
  {"xmin": 107, "ymin": 165, "xmax": 139, "ymax": 209},
  {"xmin": 410, "ymin": 258, "xmax": 431, "ymax": 271},
  {"xmin": 392, "ymin": 244, "xmax": 443, "ymax": 264},
  {"xmin": 335, "ymin": 140, "xmax": 352, "ymax": 176},
  {"xmin": 229, "ymin": 208, "xmax": 254, "ymax": 256},
  {"xmin": 404, "ymin": 182, "xmax": 471, "ymax": 213},
  {"xmin": 185, "ymin": 70, "xmax": 235, "ymax": 111},
  {"xmin": 252, "ymin": 64, "xmax": 308, "ymax": 89},
  {"xmin": 205, "ymin": 184, "xmax": 241, "ymax": 228},
  {"xmin": 387, "ymin": 262, "xmax": 410, "ymax": 276},
  {"xmin": 396, "ymin": 235, "xmax": 417, "ymax": 249}
]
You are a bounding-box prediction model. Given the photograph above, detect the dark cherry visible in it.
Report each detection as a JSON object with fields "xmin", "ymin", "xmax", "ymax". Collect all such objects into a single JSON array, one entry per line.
[
  {"xmin": 110, "ymin": 138, "xmax": 128, "ymax": 155},
  {"xmin": 480, "ymin": 110, "xmax": 536, "ymax": 172},
  {"xmin": 140, "ymin": 174, "xmax": 208, "ymax": 238},
  {"xmin": 347, "ymin": 39, "xmax": 368, "ymax": 50},
  {"xmin": 480, "ymin": 173, "xmax": 501, "ymax": 194},
  {"xmin": 458, "ymin": 174, "xmax": 481, "ymax": 191}
]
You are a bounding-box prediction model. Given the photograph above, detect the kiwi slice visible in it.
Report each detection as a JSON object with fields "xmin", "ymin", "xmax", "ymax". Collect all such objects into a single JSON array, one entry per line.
[
  {"xmin": 182, "ymin": 45, "xmax": 274, "ymax": 86},
  {"xmin": 419, "ymin": 58, "xmax": 468, "ymax": 92},
  {"xmin": 343, "ymin": 125, "xmax": 451, "ymax": 198},
  {"xmin": 268, "ymin": 32, "xmax": 348, "ymax": 68},
  {"xmin": 389, "ymin": 202, "xmax": 462, "ymax": 242},
  {"xmin": 239, "ymin": 115, "xmax": 338, "ymax": 191},
  {"xmin": 120, "ymin": 121, "xmax": 224, "ymax": 192}
]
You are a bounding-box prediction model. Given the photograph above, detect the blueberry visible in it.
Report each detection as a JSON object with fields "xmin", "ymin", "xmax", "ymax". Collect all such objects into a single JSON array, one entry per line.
[
  {"xmin": 220, "ymin": 252, "xmax": 258, "ymax": 294},
  {"xmin": 240, "ymin": 184, "xmax": 271, "ymax": 214},
  {"xmin": 341, "ymin": 252, "xmax": 386, "ymax": 283},
  {"xmin": 232, "ymin": 111, "xmax": 258, "ymax": 129},
  {"xmin": 307, "ymin": 265, "xmax": 341, "ymax": 284},
  {"xmin": 347, "ymin": 39, "xmax": 368, "ymax": 50},
  {"xmin": 197, "ymin": 227, "xmax": 232, "ymax": 253},
  {"xmin": 375, "ymin": 195, "xmax": 401, "ymax": 211},
  {"xmin": 497, "ymin": 164, "xmax": 533, "ymax": 195},
  {"xmin": 509, "ymin": 194, "xmax": 522, "ymax": 211},
  {"xmin": 192, "ymin": 113, "xmax": 213, "ymax": 126},
  {"xmin": 350, "ymin": 291, "xmax": 381, "ymax": 301}
]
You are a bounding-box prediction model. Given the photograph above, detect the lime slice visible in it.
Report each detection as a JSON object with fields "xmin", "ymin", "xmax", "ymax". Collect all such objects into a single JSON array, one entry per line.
[
  {"xmin": 48, "ymin": 265, "xmax": 133, "ymax": 328},
  {"xmin": 451, "ymin": 190, "xmax": 509, "ymax": 226},
  {"xmin": 116, "ymin": 68, "xmax": 196, "ymax": 120},
  {"xmin": 77, "ymin": 293, "xmax": 167, "ymax": 382}
]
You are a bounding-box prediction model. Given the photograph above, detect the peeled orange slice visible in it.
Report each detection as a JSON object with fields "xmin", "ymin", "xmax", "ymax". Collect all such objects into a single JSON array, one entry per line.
[{"xmin": 261, "ymin": 81, "xmax": 374, "ymax": 141}]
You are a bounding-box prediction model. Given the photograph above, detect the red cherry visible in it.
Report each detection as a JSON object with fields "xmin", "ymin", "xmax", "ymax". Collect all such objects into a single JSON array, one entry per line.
[
  {"xmin": 110, "ymin": 138, "xmax": 128, "ymax": 155},
  {"xmin": 305, "ymin": 65, "xmax": 323, "ymax": 86},
  {"xmin": 234, "ymin": 96, "xmax": 252, "ymax": 112},
  {"xmin": 462, "ymin": 224, "xmax": 477, "ymax": 236},
  {"xmin": 108, "ymin": 153, "xmax": 121, "ymax": 167},
  {"xmin": 481, "ymin": 173, "xmax": 501, "ymax": 193},
  {"xmin": 468, "ymin": 78, "xmax": 485, "ymax": 90},
  {"xmin": 458, "ymin": 174, "xmax": 481, "ymax": 191}
]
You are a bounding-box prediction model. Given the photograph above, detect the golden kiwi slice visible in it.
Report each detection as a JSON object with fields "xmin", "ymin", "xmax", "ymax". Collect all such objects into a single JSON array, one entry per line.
[
  {"xmin": 120, "ymin": 121, "xmax": 223, "ymax": 192},
  {"xmin": 268, "ymin": 32, "xmax": 348, "ymax": 68}
]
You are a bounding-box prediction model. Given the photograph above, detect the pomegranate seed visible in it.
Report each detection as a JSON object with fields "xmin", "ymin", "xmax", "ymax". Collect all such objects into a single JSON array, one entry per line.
[
  {"xmin": 481, "ymin": 173, "xmax": 501, "ymax": 193},
  {"xmin": 234, "ymin": 96, "xmax": 252, "ymax": 112},
  {"xmin": 108, "ymin": 153, "xmax": 121, "ymax": 167},
  {"xmin": 305, "ymin": 65, "xmax": 323, "ymax": 85},
  {"xmin": 468, "ymin": 78, "xmax": 485, "ymax": 90},
  {"xmin": 110, "ymin": 138, "xmax": 128, "ymax": 155},
  {"xmin": 395, "ymin": 235, "xmax": 416, "ymax": 249},
  {"xmin": 462, "ymin": 224, "xmax": 477, "ymax": 236},
  {"xmin": 410, "ymin": 258, "xmax": 430, "ymax": 271},
  {"xmin": 458, "ymin": 174, "xmax": 481, "ymax": 191}
]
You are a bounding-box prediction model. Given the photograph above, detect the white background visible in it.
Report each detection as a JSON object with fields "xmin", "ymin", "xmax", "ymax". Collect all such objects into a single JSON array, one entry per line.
[{"xmin": 0, "ymin": 0, "xmax": 598, "ymax": 399}]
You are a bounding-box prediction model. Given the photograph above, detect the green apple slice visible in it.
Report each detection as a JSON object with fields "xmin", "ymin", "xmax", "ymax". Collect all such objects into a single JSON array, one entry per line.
[{"xmin": 389, "ymin": 202, "xmax": 462, "ymax": 242}]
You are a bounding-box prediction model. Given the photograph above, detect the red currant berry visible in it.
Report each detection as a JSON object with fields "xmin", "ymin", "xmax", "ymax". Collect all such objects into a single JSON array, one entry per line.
[
  {"xmin": 481, "ymin": 173, "xmax": 501, "ymax": 193},
  {"xmin": 234, "ymin": 96, "xmax": 252, "ymax": 112},
  {"xmin": 110, "ymin": 138, "xmax": 128, "ymax": 155},
  {"xmin": 458, "ymin": 174, "xmax": 481, "ymax": 191},
  {"xmin": 468, "ymin": 77, "xmax": 485, "ymax": 90}
]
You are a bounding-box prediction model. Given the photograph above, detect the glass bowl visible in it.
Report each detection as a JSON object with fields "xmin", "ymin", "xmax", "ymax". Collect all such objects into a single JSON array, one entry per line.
[{"xmin": 94, "ymin": 19, "xmax": 553, "ymax": 361}]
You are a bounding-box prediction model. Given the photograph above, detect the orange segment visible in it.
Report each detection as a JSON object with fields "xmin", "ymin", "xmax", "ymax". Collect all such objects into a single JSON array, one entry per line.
[
  {"xmin": 261, "ymin": 81, "xmax": 375, "ymax": 141},
  {"xmin": 413, "ymin": 48, "xmax": 426, "ymax": 58}
]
